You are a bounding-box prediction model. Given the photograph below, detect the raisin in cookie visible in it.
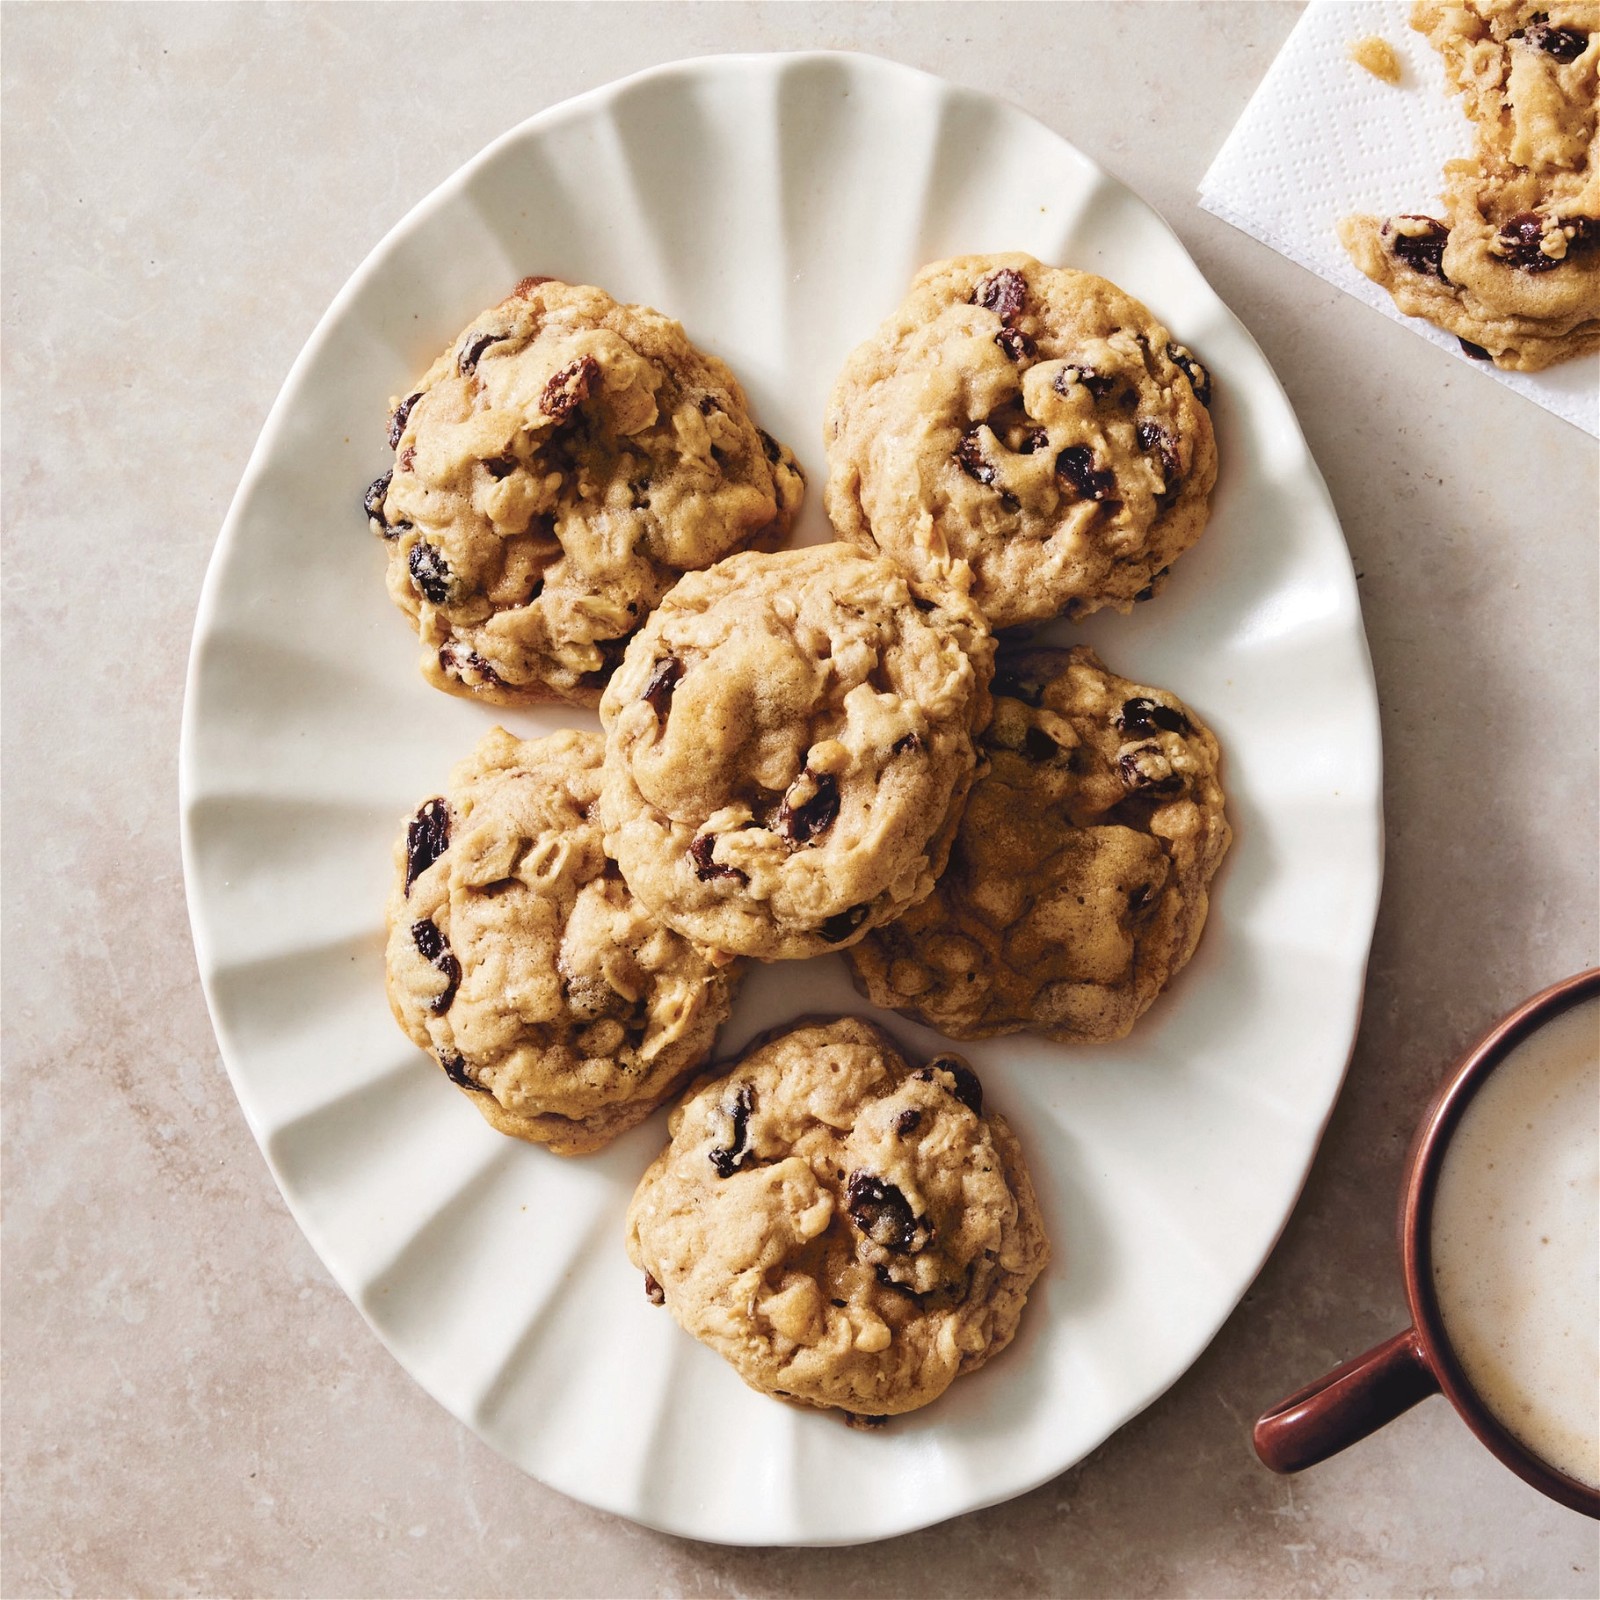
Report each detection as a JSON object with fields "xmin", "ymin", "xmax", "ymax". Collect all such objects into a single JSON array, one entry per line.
[
  {"xmin": 385, "ymin": 727, "xmax": 741, "ymax": 1154},
  {"xmin": 824, "ymin": 254, "xmax": 1217, "ymax": 631},
  {"xmin": 1340, "ymin": 2, "xmax": 1600, "ymax": 370},
  {"xmin": 625, "ymin": 1017, "xmax": 1049, "ymax": 1420},
  {"xmin": 366, "ymin": 277, "xmax": 804, "ymax": 706},
  {"xmin": 847, "ymin": 647, "xmax": 1230, "ymax": 1044},
  {"xmin": 599, "ymin": 543, "xmax": 993, "ymax": 962}
]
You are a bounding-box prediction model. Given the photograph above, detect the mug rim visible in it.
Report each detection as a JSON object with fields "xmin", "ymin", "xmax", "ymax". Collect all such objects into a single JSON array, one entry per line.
[{"xmin": 1402, "ymin": 967, "xmax": 1600, "ymax": 1519}]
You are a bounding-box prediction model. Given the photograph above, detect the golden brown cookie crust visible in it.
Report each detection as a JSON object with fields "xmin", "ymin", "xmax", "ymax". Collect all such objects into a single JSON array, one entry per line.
[
  {"xmin": 847, "ymin": 646, "xmax": 1230, "ymax": 1044},
  {"xmin": 1340, "ymin": 1, "xmax": 1600, "ymax": 370},
  {"xmin": 824, "ymin": 253, "xmax": 1217, "ymax": 630},
  {"xmin": 385, "ymin": 727, "xmax": 741, "ymax": 1154},
  {"xmin": 624, "ymin": 1017, "xmax": 1050, "ymax": 1418},
  {"xmin": 367, "ymin": 277, "xmax": 804, "ymax": 706},
  {"xmin": 599, "ymin": 544, "xmax": 994, "ymax": 962}
]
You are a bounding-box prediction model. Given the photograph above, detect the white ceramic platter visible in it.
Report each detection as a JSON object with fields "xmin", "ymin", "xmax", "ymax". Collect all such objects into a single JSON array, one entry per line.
[{"xmin": 180, "ymin": 52, "xmax": 1383, "ymax": 1546}]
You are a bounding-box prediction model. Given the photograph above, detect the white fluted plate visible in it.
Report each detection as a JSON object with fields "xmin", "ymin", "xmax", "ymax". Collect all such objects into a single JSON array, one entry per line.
[{"xmin": 180, "ymin": 52, "xmax": 1383, "ymax": 1546}]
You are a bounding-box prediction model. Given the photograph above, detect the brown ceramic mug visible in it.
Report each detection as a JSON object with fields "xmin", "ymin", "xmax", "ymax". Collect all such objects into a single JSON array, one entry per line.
[{"xmin": 1253, "ymin": 968, "xmax": 1600, "ymax": 1519}]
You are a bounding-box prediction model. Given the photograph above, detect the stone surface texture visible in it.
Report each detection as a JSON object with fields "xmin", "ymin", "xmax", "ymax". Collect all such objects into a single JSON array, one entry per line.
[{"xmin": 2, "ymin": 3, "xmax": 1596, "ymax": 1596}]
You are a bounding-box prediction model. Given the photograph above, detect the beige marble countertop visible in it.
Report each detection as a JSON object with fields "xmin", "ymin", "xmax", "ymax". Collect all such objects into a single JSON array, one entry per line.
[{"xmin": 4, "ymin": 3, "xmax": 1597, "ymax": 1595}]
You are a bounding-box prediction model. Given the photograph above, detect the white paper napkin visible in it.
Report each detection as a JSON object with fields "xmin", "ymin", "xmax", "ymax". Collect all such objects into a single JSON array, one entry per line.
[{"xmin": 1200, "ymin": 0, "xmax": 1599, "ymax": 436}]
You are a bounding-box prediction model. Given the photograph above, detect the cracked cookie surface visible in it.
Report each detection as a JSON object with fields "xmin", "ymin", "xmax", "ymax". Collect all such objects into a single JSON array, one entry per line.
[
  {"xmin": 847, "ymin": 647, "xmax": 1230, "ymax": 1044},
  {"xmin": 823, "ymin": 254, "xmax": 1217, "ymax": 631},
  {"xmin": 599, "ymin": 543, "xmax": 993, "ymax": 961},
  {"xmin": 1340, "ymin": 1, "xmax": 1600, "ymax": 370},
  {"xmin": 385, "ymin": 727, "xmax": 741, "ymax": 1154},
  {"xmin": 367, "ymin": 277, "xmax": 804, "ymax": 706},
  {"xmin": 625, "ymin": 1017, "xmax": 1050, "ymax": 1419}
]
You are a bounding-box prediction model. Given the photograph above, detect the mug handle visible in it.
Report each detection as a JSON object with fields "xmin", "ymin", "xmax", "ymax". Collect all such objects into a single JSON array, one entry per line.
[{"xmin": 1253, "ymin": 1328, "xmax": 1440, "ymax": 1473}]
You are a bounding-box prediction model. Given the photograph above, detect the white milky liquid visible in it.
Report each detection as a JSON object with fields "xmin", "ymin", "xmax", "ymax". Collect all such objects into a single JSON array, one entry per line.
[{"xmin": 1430, "ymin": 994, "xmax": 1600, "ymax": 1489}]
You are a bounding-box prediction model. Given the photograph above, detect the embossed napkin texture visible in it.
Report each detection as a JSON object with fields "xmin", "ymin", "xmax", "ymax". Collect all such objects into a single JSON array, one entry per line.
[{"xmin": 1200, "ymin": 0, "xmax": 1599, "ymax": 437}]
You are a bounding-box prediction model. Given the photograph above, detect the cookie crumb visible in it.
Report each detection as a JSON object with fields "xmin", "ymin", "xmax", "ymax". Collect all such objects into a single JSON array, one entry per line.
[{"xmin": 1347, "ymin": 35, "xmax": 1402, "ymax": 84}]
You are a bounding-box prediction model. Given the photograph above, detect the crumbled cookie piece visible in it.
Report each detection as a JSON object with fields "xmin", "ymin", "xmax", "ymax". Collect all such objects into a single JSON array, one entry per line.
[
  {"xmin": 1340, "ymin": 1, "xmax": 1600, "ymax": 370},
  {"xmin": 1349, "ymin": 34, "xmax": 1404, "ymax": 82}
]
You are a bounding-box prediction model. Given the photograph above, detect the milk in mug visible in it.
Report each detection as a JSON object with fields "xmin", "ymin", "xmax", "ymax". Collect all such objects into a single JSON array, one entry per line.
[{"xmin": 1430, "ymin": 993, "xmax": 1600, "ymax": 1490}]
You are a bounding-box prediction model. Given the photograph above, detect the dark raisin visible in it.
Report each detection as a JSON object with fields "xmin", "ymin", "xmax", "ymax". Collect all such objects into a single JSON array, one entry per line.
[
  {"xmin": 931, "ymin": 1057, "xmax": 983, "ymax": 1115},
  {"xmin": 689, "ymin": 832, "xmax": 747, "ymax": 884},
  {"xmin": 819, "ymin": 902, "xmax": 871, "ymax": 944},
  {"xmin": 993, "ymin": 664, "xmax": 1045, "ymax": 706},
  {"xmin": 437, "ymin": 642, "xmax": 505, "ymax": 688},
  {"xmin": 954, "ymin": 428, "xmax": 998, "ymax": 486},
  {"xmin": 404, "ymin": 798, "xmax": 451, "ymax": 891},
  {"xmin": 778, "ymin": 770, "xmax": 839, "ymax": 845},
  {"xmin": 1056, "ymin": 365, "xmax": 1118, "ymax": 401},
  {"xmin": 972, "ymin": 267, "xmax": 1026, "ymax": 321},
  {"xmin": 1128, "ymin": 882, "xmax": 1159, "ymax": 919},
  {"xmin": 1458, "ymin": 338, "xmax": 1494, "ymax": 361},
  {"xmin": 830, "ymin": 1297, "xmax": 847, "ymax": 1308},
  {"xmin": 892, "ymin": 732, "xmax": 924, "ymax": 755},
  {"xmin": 1117, "ymin": 696, "xmax": 1192, "ymax": 737},
  {"xmin": 411, "ymin": 919, "xmax": 460, "ymax": 1013},
  {"xmin": 1497, "ymin": 212, "xmax": 1562, "ymax": 272},
  {"xmin": 708, "ymin": 1083, "xmax": 754, "ymax": 1177},
  {"xmin": 1518, "ymin": 21, "xmax": 1588, "ymax": 60},
  {"xmin": 1016, "ymin": 427, "xmax": 1050, "ymax": 455},
  {"xmin": 438, "ymin": 1050, "xmax": 489, "ymax": 1094},
  {"xmin": 388, "ymin": 392, "xmax": 421, "ymax": 449},
  {"xmin": 846, "ymin": 1172, "xmax": 928, "ymax": 1253},
  {"xmin": 643, "ymin": 1271, "xmax": 665, "ymax": 1306},
  {"xmin": 1165, "ymin": 342, "xmax": 1213, "ymax": 407},
  {"xmin": 1136, "ymin": 421, "xmax": 1183, "ymax": 491},
  {"xmin": 1118, "ymin": 746, "xmax": 1184, "ymax": 796},
  {"xmin": 458, "ymin": 330, "xmax": 508, "ymax": 375},
  {"xmin": 541, "ymin": 354, "xmax": 600, "ymax": 423},
  {"xmin": 1056, "ymin": 445, "xmax": 1116, "ymax": 502},
  {"xmin": 996, "ymin": 326, "xmax": 1035, "ymax": 361},
  {"xmin": 845, "ymin": 1413, "xmax": 888, "ymax": 1431},
  {"xmin": 757, "ymin": 427, "xmax": 783, "ymax": 464},
  {"xmin": 364, "ymin": 469, "xmax": 392, "ymax": 526},
  {"xmin": 1134, "ymin": 565, "xmax": 1170, "ymax": 603},
  {"xmin": 1024, "ymin": 724, "xmax": 1060, "ymax": 762},
  {"xmin": 894, "ymin": 1108, "xmax": 923, "ymax": 1136},
  {"xmin": 1383, "ymin": 217, "xmax": 1450, "ymax": 282},
  {"xmin": 398, "ymin": 445, "xmax": 416, "ymax": 474},
  {"xmin": 484, "ymin": 455, "xmax": 518, "ymax": 479},
  {"xmin": 409, "ymin": 541, "xmax": 452, "ymax": 605},
  {"xmin": 873, "ymin": 1264, "xmax": 926, "ymax": 1300},
  {"xmin": 641, "ymin": 656, "xmax": 683, "ymax": 718}
]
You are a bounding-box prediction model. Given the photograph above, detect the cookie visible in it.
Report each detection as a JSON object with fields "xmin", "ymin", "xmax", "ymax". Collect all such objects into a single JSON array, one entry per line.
[
  {"xmin": 823, "ymin": 254, "xmax": 1218, "ymax": 631},
  {"xmin": 1339, "ymin": 2, "xmax": 1600, "ymax": 371},
  {"xmin": 366, "ymin": 277, "xmax": 804, "ymax": 706},
  {"xmin": 847, "ymin": 647, "xmax": 1230, "ymax": 1044},
  {"xmin": 598, "ymin": 543, "xmax": 993, "ymax": 961},
  {"xmin": 385, "ymin": 727, "xmax": 741, "ymax": 1155},
  {"xmin": 625, "ymin": 1017, "xmax": 1050, "ymax": 1420}
]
